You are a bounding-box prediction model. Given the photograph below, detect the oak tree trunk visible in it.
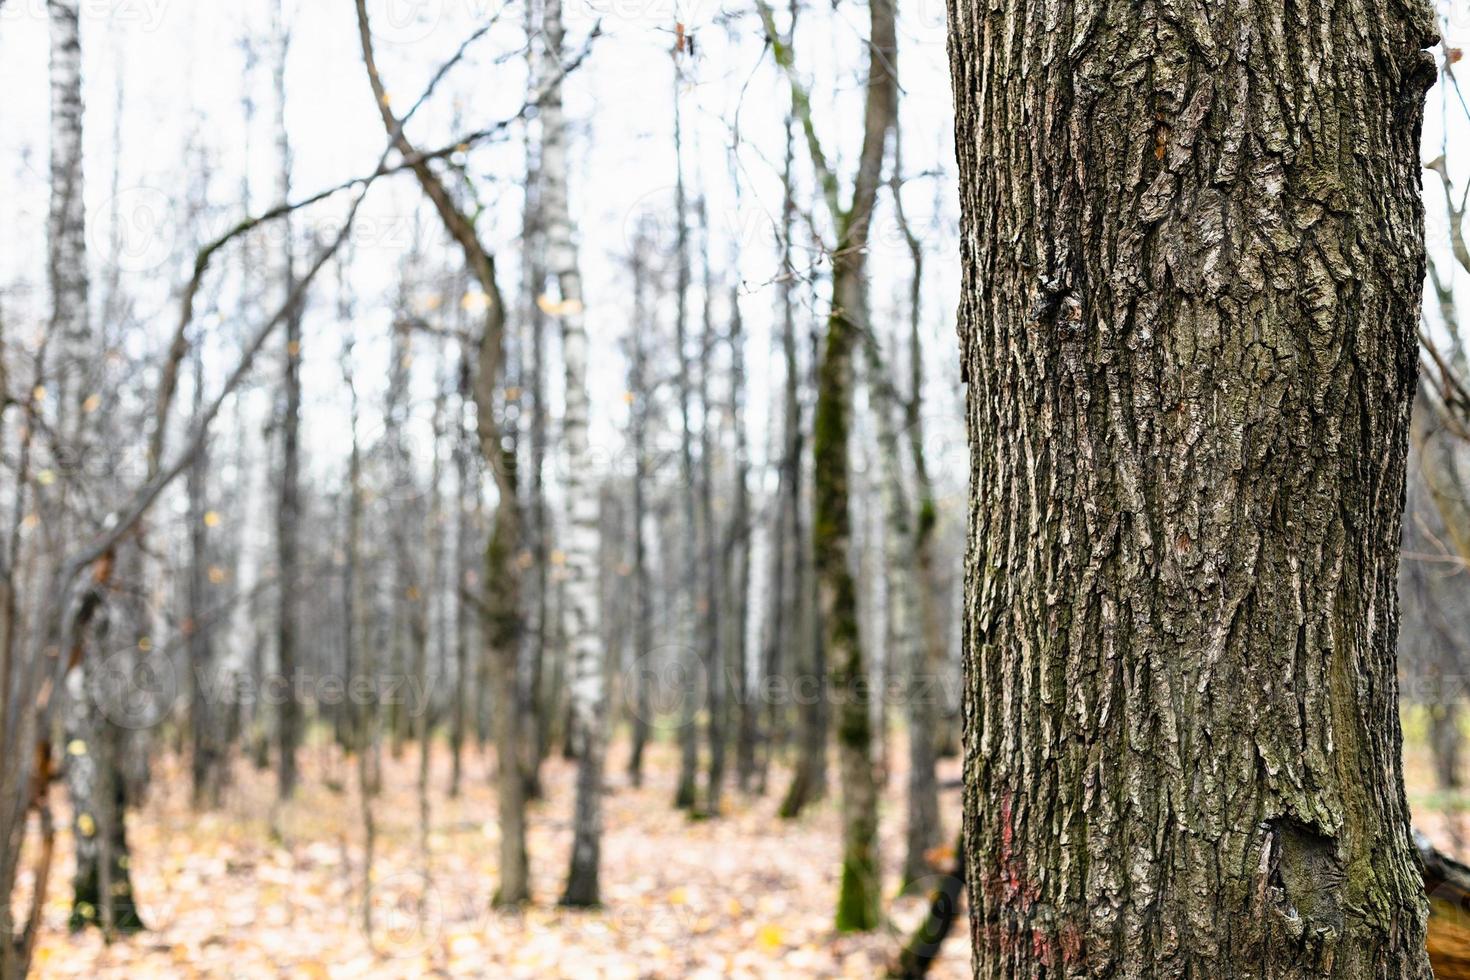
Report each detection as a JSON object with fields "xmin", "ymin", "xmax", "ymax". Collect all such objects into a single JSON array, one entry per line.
[{"xmin": 948, "ymin": 0, "xmax": 1439, "ymax": 973}]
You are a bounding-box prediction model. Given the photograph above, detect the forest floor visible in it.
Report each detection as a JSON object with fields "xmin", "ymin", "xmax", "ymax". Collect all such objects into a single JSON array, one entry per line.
[
  {"xmin": 19, "ymin": 733, "xmax": 970, "ymax": 978},
  {"xmin": 21, "ymin": 717, "xmax": 1467, "ymax": 979}
]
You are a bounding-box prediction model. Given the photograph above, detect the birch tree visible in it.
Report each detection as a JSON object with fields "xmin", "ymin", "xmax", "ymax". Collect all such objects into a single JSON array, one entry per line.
[
  {"xmin": 44, "ymin": 0, "xmax": 146, "ymax": 934},
  {"xmin": 535, "ymin": 0, "xmax": 607, "ymax": 905}
]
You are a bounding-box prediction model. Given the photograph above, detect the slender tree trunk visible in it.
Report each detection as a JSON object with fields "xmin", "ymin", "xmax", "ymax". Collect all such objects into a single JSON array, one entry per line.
[
  {"xmin": 758, "ymin": 121, "xmax": 800, "ymax": 792},
  {"xmin": 414, "ymin": 381, "xmax": 447, "ymax": 857},
  {"xmin": 271, "ymin": 0, "xmax": 302, "ymax": 801},
  {"xmin": 949, "ymin": 0, "xmax": 1438, "ymax": 973},
  {"xmin": 818, "ymin": 247, "xmax": 883, "ymax": 932},
  {"xmin": 891, "ymin": 127, "xmax": 941, "ymax": 891},
  {"xmin": 449, "ymin": 346, "xmax": 474, "ymax": 798},
  {"xmin": 522, "ymin": 0, "xmax": 553, "ymax": 800},
  {"xmin": 759, "ymin": 0, "xmax": 896, "ymax": 929},
  {"xmin": 697, "ymin": 199, "xmax": 727, "ymax": 819},
  {"xmin": 538, "ymin": 0, "xmax": 606, "ymax": 905},
  {"xmin": 339, "ymin": 337, "xmax": 380, "ymax": 941},
  {"xmin": 729, "ymin": 284, "xmax": 755, "ymax": 794},
  {"xmin": 626, "ymin": 230, "xmax": 653, "ymax": 787},
  {"xmin": 862, "ymin": 338, "xmax": 938, "ymax": 890},
  {"xmin": 770, "ymin": 0, "xmax": 826, "ymax": 821},
  {"xmin": 384, "ymin": 298, "xmax": 413, "ymax": 763},
  {"xmin": 671, "ymin": 43, "xmax": 702, "ymax": 813},
  {"xmin": 889, "ymin": 830, "xmax": 966, "ymax": 980},
  {"xmin": 188, "ymin": 337, "xmax": 222, "ymax": 809},
  {"xmin": 1410, "ymin": 388, "xmax": 1470, "ymax": 794},
  {"xmin": 353, "ymin": 0, "xmax": 527, "ymax": 905}
]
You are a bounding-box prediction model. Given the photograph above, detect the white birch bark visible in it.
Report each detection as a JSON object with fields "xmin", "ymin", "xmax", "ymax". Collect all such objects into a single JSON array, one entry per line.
[
  {"xmin": 48, "ymin": 0, "xmax": 89, "ymax": 441},
  {"xmin": 538, "ymin": 0, "xmax": 604, "ymax": 905}
]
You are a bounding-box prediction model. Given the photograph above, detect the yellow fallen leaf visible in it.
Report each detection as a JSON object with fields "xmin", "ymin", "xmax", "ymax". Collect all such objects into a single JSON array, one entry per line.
[{"xmin": 756, "ymin": 924, "xmax": 783, "ymax": 951}]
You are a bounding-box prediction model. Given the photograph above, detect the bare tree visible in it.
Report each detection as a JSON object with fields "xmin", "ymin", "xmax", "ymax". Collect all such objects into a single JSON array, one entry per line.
[
  {"xmin": 533, "ymin": 0, "xmax": 607, "ymax": 905},
  {"xmin": 353, "ymin": 0, "xmax": 538, "ymax": 905},
  {"xmin": 757, "ymin": 0, "xmax": 897, "ymax": 928},
  {"xmin": 626, "ymin": 223, "xmax": 656, "ymax": 787}
]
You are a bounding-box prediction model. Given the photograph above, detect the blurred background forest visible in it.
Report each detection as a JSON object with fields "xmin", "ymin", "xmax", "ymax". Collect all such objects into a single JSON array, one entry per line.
[{"xmin": 1, "ymin": 0, "xmax": 1469, "ymax": 976}]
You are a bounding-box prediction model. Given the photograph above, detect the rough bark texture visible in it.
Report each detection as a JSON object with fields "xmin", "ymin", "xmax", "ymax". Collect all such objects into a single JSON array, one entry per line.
[{"xmin": 948, "ymin": 0, "xmax": 1439, "ymax": 974}]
